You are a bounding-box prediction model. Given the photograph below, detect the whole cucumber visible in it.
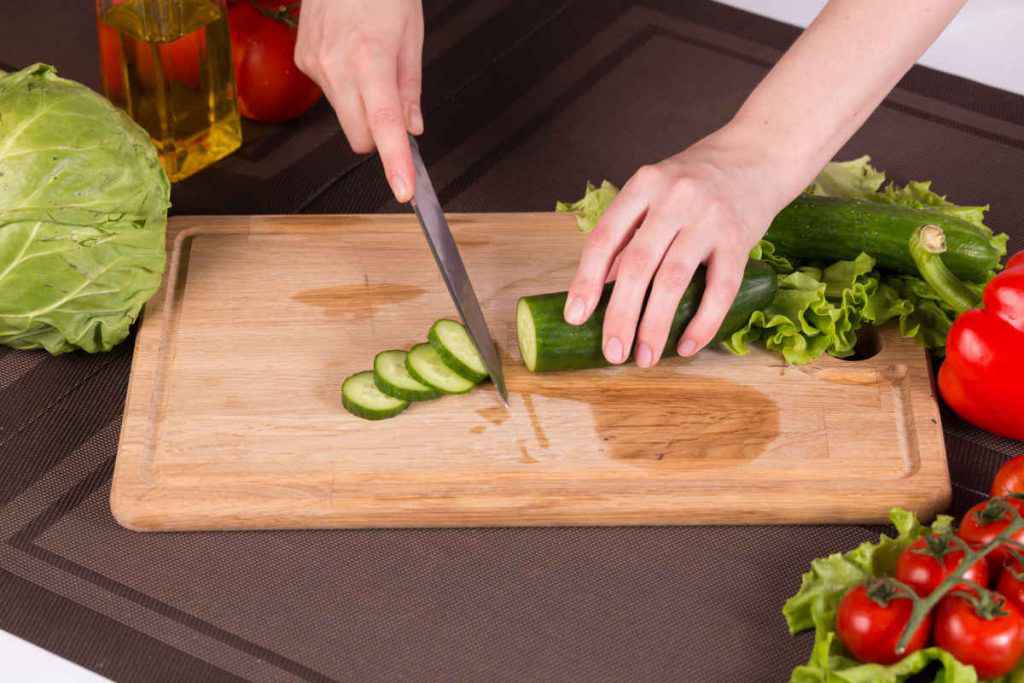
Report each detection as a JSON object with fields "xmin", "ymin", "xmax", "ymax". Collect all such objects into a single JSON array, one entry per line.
[
  {"xmin": 766, "ymin": 195, "xmax": 1000, "ymax": 283},
  {"xmin": 516, "ymin": 259, "xmax": 777, "ymax": 372}
]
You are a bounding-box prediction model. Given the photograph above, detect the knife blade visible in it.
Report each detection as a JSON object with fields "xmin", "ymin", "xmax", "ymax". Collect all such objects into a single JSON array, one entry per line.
[{"xmin": 407, "ymin": 134, "xmax": 509, "ymax": 405}]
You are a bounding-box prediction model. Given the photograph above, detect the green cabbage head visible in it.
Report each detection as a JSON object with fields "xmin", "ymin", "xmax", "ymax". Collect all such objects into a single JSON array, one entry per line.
[{"xmin": 0, "ymin": 64, "xmax": 169, "ymax": 354}]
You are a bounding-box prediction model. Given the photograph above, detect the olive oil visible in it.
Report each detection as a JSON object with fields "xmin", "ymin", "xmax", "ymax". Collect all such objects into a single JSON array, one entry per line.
[{"xmin": 97, "ymin": 0, "xmax": 241, "ymax": 182}]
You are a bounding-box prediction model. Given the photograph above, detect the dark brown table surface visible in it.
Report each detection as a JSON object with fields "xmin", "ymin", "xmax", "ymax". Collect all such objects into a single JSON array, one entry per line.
[{"xmin": 2, "ymin": 2, "xmax": 1023, "ymax": 681}]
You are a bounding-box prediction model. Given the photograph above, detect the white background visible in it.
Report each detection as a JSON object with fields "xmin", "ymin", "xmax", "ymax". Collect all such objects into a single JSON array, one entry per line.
[{"xmin": 2, "ymin": 1, "xmax": 1020, "ymax": 680}]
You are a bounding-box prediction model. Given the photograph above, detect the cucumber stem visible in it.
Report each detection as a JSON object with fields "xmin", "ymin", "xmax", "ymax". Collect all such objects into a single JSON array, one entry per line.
[{"xmin": 909, "ymin": 225, "xmax": 981, "ymax": 314}]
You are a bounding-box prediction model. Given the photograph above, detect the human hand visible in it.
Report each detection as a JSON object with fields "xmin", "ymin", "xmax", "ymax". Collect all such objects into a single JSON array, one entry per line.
[
  {"xmin": 295, "ymin": 0, "xmax": 424, "ymax": 202},
  {"xmin": 563, "ymin": 127, "xmax": 797, "ymax": 367}
]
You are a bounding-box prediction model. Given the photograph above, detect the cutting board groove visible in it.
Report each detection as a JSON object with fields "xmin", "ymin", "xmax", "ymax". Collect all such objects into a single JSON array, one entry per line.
[{"xmin": 112, "ymin": 214, "xmax": 950, "ymax": 530}]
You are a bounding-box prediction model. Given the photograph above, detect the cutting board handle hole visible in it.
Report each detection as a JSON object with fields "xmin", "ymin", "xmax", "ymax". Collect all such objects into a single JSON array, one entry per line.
[{"xmin": 839, "ymin": 327, "xmax": 883, "ymax": 362}]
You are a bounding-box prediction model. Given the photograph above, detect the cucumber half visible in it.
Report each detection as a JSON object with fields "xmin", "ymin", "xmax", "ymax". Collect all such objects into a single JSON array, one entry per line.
[
  {"xmin": 406, "ymin": 342, "xmax": 475, "ymax": 394},
  {"xmin": 373, "ymin": 350, "xmax": 440, "ymax": 401},
  {"xmin": 428, "ymin": 319, "xmax": 489, "ymax": 383},
  {"xmin": 342, "ymin": 371, "xmax": 409, "ymax": 420}
]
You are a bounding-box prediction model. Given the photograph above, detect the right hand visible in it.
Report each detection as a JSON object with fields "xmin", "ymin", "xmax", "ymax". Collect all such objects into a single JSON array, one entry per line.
[{"xmin": 295, "ymin": 0, "xmax": 424, "ymax": 203}]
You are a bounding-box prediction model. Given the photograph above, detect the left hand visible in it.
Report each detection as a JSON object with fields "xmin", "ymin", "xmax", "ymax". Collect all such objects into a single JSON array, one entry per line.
[{"xmin": 563, "ymin": 126, "xmax": 794, "ymax": 367}]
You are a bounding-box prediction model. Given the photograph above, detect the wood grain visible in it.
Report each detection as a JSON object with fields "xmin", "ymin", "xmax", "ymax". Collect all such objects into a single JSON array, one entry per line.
[{"xmin": 111, "ymin": 214, "xmax": 951, "ymax": 530}]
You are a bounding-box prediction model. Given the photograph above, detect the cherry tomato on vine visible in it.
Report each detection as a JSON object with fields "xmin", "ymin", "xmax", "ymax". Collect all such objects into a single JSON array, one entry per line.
[
  {"xmin": 935, "ymin": 591, "xmax": 1024, "ymax": 679},
  {"xmin": 835, "ymin": 579, "xmax": 931, "ymax": 665},
  {"xmin": 958, "ymin": 497, "xmax": 1024, "ymax": 573},
  {"xmin": 895, "ymin": 533, "xmax": 990, "ymax": 597},
  {"xmin": 998, "ymin": 559, "xmax": 1024, "ymax": 615},
  {"xmin": 228, "ymin": 0, "xmax": 322, "ymax": 122},
  {"xmin": 993, "ymin": 456, "xmax": 1024, "ymax": 497}
]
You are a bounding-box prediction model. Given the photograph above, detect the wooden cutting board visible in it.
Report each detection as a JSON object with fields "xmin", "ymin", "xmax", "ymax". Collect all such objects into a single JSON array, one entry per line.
[{"xmin": 112, "ymin": 214, "xmax": 950, "ymax": 531}]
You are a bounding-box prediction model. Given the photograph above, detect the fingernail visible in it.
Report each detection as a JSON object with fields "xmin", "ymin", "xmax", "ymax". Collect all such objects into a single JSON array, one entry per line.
[
  {"xmin": 636, "ymin": 343, "xmax": 653, "ymax": 368},
  {"xmin": 678, "ymin": 339, "xmax": 697, "ymax": 357},
  {"xmin": 410, "ymin": 106, "xmax": 424, "ymax": 134},
  {"xmin": 565, "ymin": 296, "xmax": 586, "ymax": 324},
  {"xmin": 605, "ymin": 336, "xmax": 624, "ymax": 364},
  {"xmin": 391, "ymin": 174, "xmax": 410, "ymax": 202}
]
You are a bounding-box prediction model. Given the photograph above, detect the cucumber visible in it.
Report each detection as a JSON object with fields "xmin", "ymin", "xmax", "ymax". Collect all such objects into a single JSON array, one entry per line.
[
  {"xmin": 373, "ymin": 350, "xmax": 440, "ymax": 401},
  {"xmin": 406, "ymin": 343, "xmax": 476, "ymax": 394},
  {"xmin": 766, "ymin": 195, "xmax": 1001, "ymax": 283},
  {"xmin": 428, "ymin": 319, "xmax": 488, "ymax": 383},
  {"xmin": 516, "ymin": 259, "xmax": 777, "ymax": 372},
  {"xmin": 342, "ymin": 371, "xmax": 409, "ymax": 420}
]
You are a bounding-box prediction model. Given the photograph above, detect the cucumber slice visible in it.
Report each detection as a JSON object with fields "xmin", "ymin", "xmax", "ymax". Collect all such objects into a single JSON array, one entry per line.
[
  {"xmin": 342, "ymin": 371, "xmax": 409, "ymax": 420},
  {"xmin": 406, "ymin": 343, "xmax": 475, "ymax": 394},
  {"xmin": 373, "ymin": 350, "xmax": 440, "ymax": 401},
  {"xmin": 428, "ymin": 319, "xmax": 489, "ymax": 383}
]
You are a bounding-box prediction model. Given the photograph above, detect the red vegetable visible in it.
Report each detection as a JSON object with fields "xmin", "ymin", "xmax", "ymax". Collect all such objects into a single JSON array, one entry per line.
[
  {"xmin": 895, "ymin": 533, "xmax": 989, "ymax": 597},
  {"xmin": 835, "ymin": 579, "xmax": 930, "ymax": 665},
  {"xmin": 998, "ymin": 561, "xmax": 1024, "ymax": 615},
  {"xmin": 993, "ymin": 456, "xmax": 1024, "ymax": 497},
  {"xmin": 939, "ymin": 250, "xmax": 1024, "ymax": 441},
  {"xmin": 958, "ymin": 497, "xmax": 1024, "ymax": 573},
  {"xmin": 228, "ymin": 0, "xmax": 322, "ymax": 122},
  {"xmin": 935, "ymin": 590, "xmax": 1024, "ymax": 679}
]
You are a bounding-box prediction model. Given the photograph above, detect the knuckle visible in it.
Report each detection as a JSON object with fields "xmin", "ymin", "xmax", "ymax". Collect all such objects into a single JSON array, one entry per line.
[
  {"xmin": 633, "ymin": 164, "xmax": 661, "ymax": 185},
  {"xmin": 398, "ymin": 75, "xmax": 421, "ymax": 97},
  {"xmin": 368, "ymin": 106, "xmax": 403, "ymax": 130},
  {"xmin": 620, "ymin": 243, "xmax": 657, "ymax": 276},
  {"xmin": 658, "ymin": 261, "xmax": 695, "ymax": 291}
]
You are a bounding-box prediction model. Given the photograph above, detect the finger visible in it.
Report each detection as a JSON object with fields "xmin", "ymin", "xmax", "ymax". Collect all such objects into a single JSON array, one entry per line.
[
  {"xmin": 634, "ymin": 231, "xmax": 710, "ymax": 367},
  {"xmin": 601, "ymin": 210, "xmax": 689, "ymax": 364},
  {"xmin": 606, "ymin": 253, "xmax": 622, "ymax": 282},
  {"xmin": 397, "ymin": 13, "xmax": 424, "ymax": 134},
  {"xmin": 563, "ymin": 184, "xmax": 648, "ymax": 326},
  {"xmin": 677, "ymin": 248, "xmax": 747, "ymax": 357},
  {"xmin": 322, "ymin": 81, "xmax": 374, "ymax": 154},
  {"xmin": 355, "ymin": 45, "xmax": 415, "ymax": 202}
]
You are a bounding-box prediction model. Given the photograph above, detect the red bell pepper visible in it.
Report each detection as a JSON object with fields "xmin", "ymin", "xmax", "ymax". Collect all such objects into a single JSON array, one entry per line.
[{"xmin": 937, "ymin": 249, "xmax": 1024, "ymax": 440}]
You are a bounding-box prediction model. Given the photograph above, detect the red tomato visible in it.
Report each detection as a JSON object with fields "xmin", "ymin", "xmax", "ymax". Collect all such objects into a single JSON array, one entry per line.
[
  {"xmin": 98, "ymin": 20, "xmax": 126, "ymax": 102},
  {"xmin": 958, "ymin": 497, "xmax": 1024, "ymax": 573},
  {"xmin": 134, "ymin": 29, "xmax": 205, "ymax": 91},
  {"xmin": 895, "ymin": 534, "xmax": 990, "ymax": 597},
  {"xmin": 993, "ymin": 457, "xmax": 1024, "ymax": 497},
  {"xmin": 835, "ymin": 580, "xmax": 931, "ymax": 665},
  {"xmin": 935, "ymin": 591, "xmax": 1024, "ymax": 679},
  {"xmin": 999, "ymin": 563, "xmax": 1024, "ymax": 614},
  {"xmin": 228, "ymin": 1, "xmax": 322, "ymax": 122}
]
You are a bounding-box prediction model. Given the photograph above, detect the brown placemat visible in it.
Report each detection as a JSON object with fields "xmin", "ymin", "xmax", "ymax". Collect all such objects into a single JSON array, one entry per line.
[{"xmin": 2, "ymin": 1, "xmax": 1023, "ymax": 681}]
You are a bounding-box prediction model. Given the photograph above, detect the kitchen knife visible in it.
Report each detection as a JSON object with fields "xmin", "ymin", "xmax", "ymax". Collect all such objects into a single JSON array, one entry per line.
[{"xmin": 407, "ymin": 134, "xmax": 509, "ymax": 405}]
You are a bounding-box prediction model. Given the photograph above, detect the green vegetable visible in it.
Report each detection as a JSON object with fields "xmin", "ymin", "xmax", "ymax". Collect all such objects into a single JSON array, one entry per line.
[
  {"xmin": 428, "ymin": 319, "xmax": 489, "ymax": 383},
  {"xmin": 373, "ymin": 350, "xmax": 440, "ymax": 402},
  {"xmin": 342, "ymin": 371, "xmax": 409, "ymax": 420},
  {"xmin": 766, "ymin": 195, "xmax": 1002, "ymax": 284},
  {"xmin": 555, "ymin": 180, "xmax": 618, "ymax": 233},
  {"xmin": 555, "ymin": 156, "xmax": 1007, "ymax": 364},
  {"xmin": 516, "ymin": 259, "xmax": 777, "ymax": 372},
  {"xmin": 909, "ymin": 225, "xmax": 982, "ymax": 314},
  {"xmin": 405, "ymin": 342, "xmax": 475, "ymax": 394},
  {"xmin": 0, "ymin": 64, "xmax": 170, "ymax": 354}
]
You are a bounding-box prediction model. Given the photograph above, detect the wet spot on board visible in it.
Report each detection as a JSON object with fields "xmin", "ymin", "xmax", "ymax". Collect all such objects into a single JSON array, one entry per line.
[
  {"xmin": 292, "ymin": 283, "xmax": 424, "ymax": 319},
  {"xmin": 521, "ymin": 373, "xmax": 779, "ymax": 467}
]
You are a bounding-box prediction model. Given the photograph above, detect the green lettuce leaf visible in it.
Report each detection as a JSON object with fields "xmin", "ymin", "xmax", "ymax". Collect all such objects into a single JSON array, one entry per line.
[
  {"xmin": 805, "ymin": 155, "xmax": 886, "ymax": 199},
  {"xmin": 555, "ymin": 180, "xmax": 618, "ymax": 233},
  {"xmin": 783, "ymin": 509, "xmax": 977, "ymax": 683}
]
